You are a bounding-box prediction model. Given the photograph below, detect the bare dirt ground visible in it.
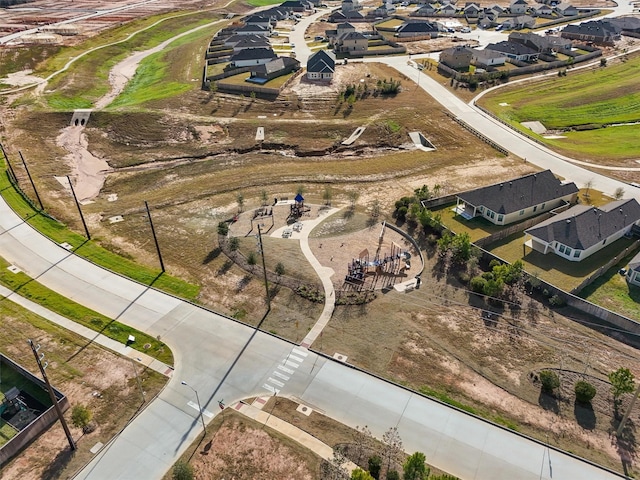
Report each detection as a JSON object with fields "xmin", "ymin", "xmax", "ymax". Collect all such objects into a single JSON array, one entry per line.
[
  {"xmin": 165, "ymin": 411, "xmax": 319, "ymax": 480},
  {"xmin": 0, "ymin": 301, "xmax": 166, "ymax": 480}
]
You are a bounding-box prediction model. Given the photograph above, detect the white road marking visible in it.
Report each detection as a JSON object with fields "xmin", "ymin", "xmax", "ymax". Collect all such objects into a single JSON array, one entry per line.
[
  {"xmin": 285, "ymin": 360, "xmax": 299, "ymax": 368},
  {"xmin": 289, "ymin": 355, "xmax": 304, "ymax": 363},
  {"xmin": 273, "ymin": 371, "xmax": 290, "ymax": 381},
  {"xmin": 292, "ymin": 348, "xmax": 308, "ymax": 357},
  {"xmin": 187, "ymin": 401, "xmax": 213, "ymax": 418},
  {"xmin": 263, "ymin": 384, "xmax": 280, "ymax": 394},
  {"xmin": 278, "ymin": 365, "xmax": 295, "ymax": 374},
  {"xmin": 268, "ymin": 377, "xmax": 285, "ymax": 388}
]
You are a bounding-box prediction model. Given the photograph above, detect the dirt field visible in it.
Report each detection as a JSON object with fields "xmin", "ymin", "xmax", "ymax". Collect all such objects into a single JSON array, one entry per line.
[
  {"xmin": 164, "ymin": 410, "xmax": 320, "ymax": 480},
  {"xmin": 0, "ymin": 300, "xmax": 167, "ymax": 479}
]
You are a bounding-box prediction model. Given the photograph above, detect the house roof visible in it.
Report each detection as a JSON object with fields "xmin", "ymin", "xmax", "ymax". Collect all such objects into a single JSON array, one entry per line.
[
  {"xmin": 555, "ymin": 2, "xmax": 575, "ymax": 11},
  {"xmin": 511, "ymin": 0, "xmax": 528, "ymax": 5},
  {"xmin": 225, "ymin": 34, "xmax": 268, "ymax": 45},
  {"xmin": 486, "ymin": 40, "xmax": 538, "ymax": 56},
  {"xmin": 235, "ymin": 24, "xmax": 269, "ymax": 34},
  {"xmin": 339, "ymin": 31, "xmax": 367, "ymax": 41},
  {"xmin": 629, "ymin": 250, "xmax": 640, "ymax": 272},
  {"xmin": 251, "ymin": 56, "xmax": 299, "ymax": 76},
  {"xmin": 234, "ymin": 37, "xmax": 271, "ymax": 49},
  {"xmin": 337, "ymin": 22, "xmax": 355, "ymax": 29},
  {"xmin": 509, "ymin": 31, "xmax": 571, "ymax": 51},
  {"xmin": 280, "ymin": 0, "xmax": 306, "ymax": 7},
  {"xmin": 245, "ymin": 15, "xmax": 271, "ymax": 23},
  {"xmin": 562, "ymin": 20, "xmax": 618, "ymax": 38},
  {"xmin": 230, "ymin": 47, "xmax": 277, "ymax": 61},
  {"xmin": 398, "ymin": 21, "xmax": 439, "ymax": 33},
  {"xmin": 526, "ymin": 199, "xmax": 640, "ymax": 250},
  {"xmin": 605, "ymin": 17, "xmax": 640, "ymax": 32},
  {"xmin": 457, "ymin": 169, "xmax": 578, "ymax": 216},
  {"xmin": 307, "ymin": 49, "xmax": 336, "ymax": 72},
  {"xmin": 473, "ymin": 48, "xmax": 505, "ymax": 61}
]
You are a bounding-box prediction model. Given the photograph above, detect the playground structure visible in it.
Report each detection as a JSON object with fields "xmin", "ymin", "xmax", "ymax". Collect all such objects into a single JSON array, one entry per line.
[
  {"xmin": 249, "ymin": 205, "xmax": 275, "ymax": 233},
  {"xmin": 288, "ymin": 193, "xmax": 311, "ymax": 222},
  {"xmin": 344, "ymin": 223, "xmax": 412, "ymax": 292}
]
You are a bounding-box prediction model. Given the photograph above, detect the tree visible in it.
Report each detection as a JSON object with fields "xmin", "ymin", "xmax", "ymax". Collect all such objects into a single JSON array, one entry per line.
[
  {"xmin": 275, "ymin": 262, "xmax": 285, "ymax": 282},
  {"xmin": 609, "ymin": 367, "xmax": 635, "ymax": 402},
  {"xmin": 387, "ymin": 471, "xmax": 400, "ymax": 480},
  {"xmin": 584, "ymin": 179, "xmax": 594, "ymax": 199},
  {"xmin": 614, "ymin": 187, "xmax": 625, "ymax": 200},
  {"xmin": 71, "ymin": 404, "xmax": 92, "ymax": 431},
  {"xmin": 217, "ymin": 221, "xmax": 229, "ymax": 236},
  {"xmin": 575, "ymin": 380, "xmax": 597, "ymax": 404},
  {"xmin": 370, "ymin": 199, "xmax": 381, "ymax": 219},
  {"xmin": 368, "ymin": 455, "xmax": 382, "ymax": 480},
  {"xmin": 247, "ymin": 251, "xmax": 257, "ymax": 270},
  {"xmin": 539, "ymin": 370, "xmax": 560, "ymax": 393},
  {"xmin": 382, "ymin": 427, "xmax": 403, "ymax": 472},
  {"xmin": 236, "ymin": 193, "xmax": 245, "ymax": 212},
  {"xmin": 403, "ymin": 452, "xmax": 429, "ymax": 480},
  {"xmin": 348, "ymin": 191, "xmax": 360, "ymax": 209},
  {"xmin": 261, "ymin": 189, "xmax": 268, "ymax": 206},
  {"xmin": 327, "ymin": 448, "xmax": 349, "ymax": 480},
  {"xmin": 353, "ymin": 425, "xmax": 373, "ymax": 465},
  {"xmin": 229, "ymin": 237, "xmax": 239, "ymax": 257},
  {"xmin": 172, "ymin": 461, "xmax": 194, "ymax": 480},
  {"xmin": 323, "ymin": 186, "xmax": 333, "ymax": 206},
  {"xmin": 351, "ymin": 468, "xmax": 375, "ymax": 480}
]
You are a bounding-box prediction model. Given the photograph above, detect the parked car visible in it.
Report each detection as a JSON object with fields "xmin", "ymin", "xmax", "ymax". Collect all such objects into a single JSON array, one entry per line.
[{"xmin": 461, "ymin": 26, "xmax": 471, "ymax": 33}]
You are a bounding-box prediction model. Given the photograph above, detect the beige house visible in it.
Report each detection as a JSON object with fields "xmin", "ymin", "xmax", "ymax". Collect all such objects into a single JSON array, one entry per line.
[{"xmin": 454, "ymin": 170, "xmax": 578, "ymax": 226}]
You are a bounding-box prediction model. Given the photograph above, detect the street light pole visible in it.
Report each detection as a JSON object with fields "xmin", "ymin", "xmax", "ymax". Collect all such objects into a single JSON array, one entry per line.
[{"xmin": 181, "ymin": 381, "xmax": 206, "ymax": 434}]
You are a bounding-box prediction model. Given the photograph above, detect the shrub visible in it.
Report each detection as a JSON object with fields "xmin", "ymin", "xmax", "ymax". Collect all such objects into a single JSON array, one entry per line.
[
  {"xmin": 217, "ymin": 221, "xmax": 229, "ymax": 236},
  {"xmin": 540, "ymin": 370, "xmax": 560, "ymax": 393},
  {"xmin": 575, "ymin": 380, "xmax": 596, "ymax": 403},
  {"xmin": 549, "ymin": 294, "xmax": 565, "ymax": 307},
  {"xmin": 488, "ymin": 259, "xmax": 501, "ymax": 269},
  {"xmin": 397, "ymin": 206, "xmax": 408, "ymax": 220},
  {"xmin": 71, "ymin": 404, "xmax": 93, "ymax": 431},
  {"xmin": 470, "ymin": 276, "xmax": 487, "ymax": 293},
  {"xmin": 368, "ymin": 455, "xmax": 382, "ymax": 480},
  {"xmin": 387, "ymin": 470, "xmax": 400, "ymax": 480},
  {"xmin": 172, "ymin": 461, "xmax": 194, "ymax": 480}
]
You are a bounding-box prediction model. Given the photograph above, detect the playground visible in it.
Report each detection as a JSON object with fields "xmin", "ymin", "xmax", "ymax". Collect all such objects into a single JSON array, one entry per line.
[{"xmin": 226, "ymin": 196, "xmax": 423, "ymax": 296}]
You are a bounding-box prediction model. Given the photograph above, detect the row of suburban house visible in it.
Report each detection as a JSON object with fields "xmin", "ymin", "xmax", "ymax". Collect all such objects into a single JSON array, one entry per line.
[
  {"xmin": 445, "ymin": 170, "xmax": 640, "ymax": 276},
  {"xmin": 413, "ymin": 0, "xmax": 579, "ymax": 19},
  {"xmin": 440, "ymin": 31, "xmax": 571, "ymax": 70},
  {"xmin": 560, "ymin": 17, "xmax": 640, "ymax": 45}
]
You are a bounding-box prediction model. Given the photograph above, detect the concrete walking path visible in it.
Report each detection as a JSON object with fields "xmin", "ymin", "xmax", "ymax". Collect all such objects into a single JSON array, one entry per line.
[{"xmin": 269, "ymin": 206, "xmax": 342, "ymax": 347}]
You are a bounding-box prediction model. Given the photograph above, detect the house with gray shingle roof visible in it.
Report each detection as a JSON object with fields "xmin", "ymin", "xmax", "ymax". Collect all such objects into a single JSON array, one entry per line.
[
  {"xmin": 626, "ymin": 250, "xmax": 640, "ymax": 286},
  {"xmin": 454, "ymin": 170, "xmax": 578, "ymax": 226},
  {"xmin": 525, "ymin": 199, "xmax": 640, "ymax": 261},
  {"xmin": 306, "ymin": 50, "xmax": 336, "ymax": 81}
]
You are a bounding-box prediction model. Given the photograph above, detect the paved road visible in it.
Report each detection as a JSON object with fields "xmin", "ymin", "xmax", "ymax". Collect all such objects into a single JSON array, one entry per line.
[
  {"xmin": 0, "ymin": 184, "xmax": 625, "ymax": 480},
  {"xmin": 0, "ymin": 0, "xmax": 161, "ymax": 45}
]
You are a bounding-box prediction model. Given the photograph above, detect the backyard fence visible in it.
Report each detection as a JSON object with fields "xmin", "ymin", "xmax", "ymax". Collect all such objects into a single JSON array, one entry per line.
[{"xmin": 474, "ymin": 213, "xmax": 553, "ymax": 247}]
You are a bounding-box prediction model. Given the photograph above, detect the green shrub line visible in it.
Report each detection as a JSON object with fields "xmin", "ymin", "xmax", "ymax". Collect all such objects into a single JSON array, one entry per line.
[{"xmin": 0, "ymin": 255, "xmax": 173, "ymax": 365}]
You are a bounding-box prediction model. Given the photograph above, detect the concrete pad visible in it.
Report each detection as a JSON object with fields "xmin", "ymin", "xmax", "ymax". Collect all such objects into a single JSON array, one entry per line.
[
  {"xmin": 543, "ymin": 135, "xmax": 566, "ymax": 139},
  {"xmin": 521, "ymin": 121, "xmax": 546, "ymax": 134},
  {"xmin": 342, "ymin": 126, "xmax": 366, "ymax": 146},
  {"xmin": 296, "ymin": 404, "xmax": 313, "ymax": 416},
  {"xmin": 255, "ymin": 126, "xmax": 264, "ymax": 141},
  {"xmin": 333, "ymin": 352, "xmax": 348, "ymax": 362},
  {"xmin": 408, "ymin": 131, "xmax": 436, "ymax": 152},
  {"xmin": 7, "ymin": 265, "xmax": 21, "ymax": 273},
  {"xmin": 70, "ymin": 109, "xmax": 92, "ymax": 127},
  {"xmin": 89, "ymin": 442, "xmax": 104, "ymax": 454},
  {"xmin": 109, "ymin": 215, "xmax": 124, "ymax": 224}
]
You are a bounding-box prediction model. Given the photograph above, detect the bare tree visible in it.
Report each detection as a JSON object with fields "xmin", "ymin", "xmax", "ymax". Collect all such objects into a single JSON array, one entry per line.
[
  {"xmin": 382, "ymin": 427, "xmax": 403, "ymax": 474},
  {"xmin": 326, "ymin": 447, "xmax": 349, "ymax": 480},
  {"xmin": 614, "ymin": 187, "xmax": 625, "ymax": 200},
  {"xmin": 370, "ymin": 200, "xmax": 381, "ymax": 219},
  {"xmin": 352, "ymin": 425, "xmax": 373, "ymax": 465},
  {"xmin": 348, "ymin": 191, "xmax": 360, "ymax": 209},
  {"xmin": 261, "ymin": 189, "xmax": 268, "ymax": 206},
  {"xmin": 237, "ymin": 193, "xmax": 245, "ymax": 213},
  {"xmin": 323, "ymin": 186, "xmax": 333, "ymax": 206}
]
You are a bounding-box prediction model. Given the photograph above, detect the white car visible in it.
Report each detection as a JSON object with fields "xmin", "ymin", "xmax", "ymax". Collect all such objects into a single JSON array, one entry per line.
[{"xmin": 461, "ymin": 26, "xmax": 471, "ymax": 33}]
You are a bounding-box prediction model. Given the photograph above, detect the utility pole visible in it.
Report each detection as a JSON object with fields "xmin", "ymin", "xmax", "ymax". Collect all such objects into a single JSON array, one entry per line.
[
  {"xmin": 28, "ymin": 339, "xmax": 76, "ymax": 451},
  {"xmin": 0, "ymin": 142, "xmax": 18, "ymax": 184},
  {"xmin": 19, "ymin": 151, "xmax": 44, "ymax": 210},
  {"xmin": 145, "ymin": 201, "xmax": 165, "ymax": 273},
  {"xmin": 66, "ymin": 175, "xmax": 90, "ymax": 240},
  {"xmin": 257, "ymin": 223, "xmax": 271, "ymax": 311}
]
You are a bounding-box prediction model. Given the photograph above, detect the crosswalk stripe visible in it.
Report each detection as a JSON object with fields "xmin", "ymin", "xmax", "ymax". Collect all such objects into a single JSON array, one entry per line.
[
  {"xmin": 187, "ymin": 401, "xmax": 213, "ymax": 418},
  {"xmin": 268, "ymin": 377, "xmax": 285, "ymax": 388},
  {"xmin": 273, "ymin": 371, "xmax": 290, "ymax": 381},
  {"xmin": 285, "ymin": 360, "xmax": 299, "ymax": 368},
  {"xmin": 289, "ymin": 355, "xmax": 304, "ymax": 363},
  {"xmin": 292, "ymin": 348, "xmax": 308, "ymax": 357},
  {"xmin": 278, "ymin": 365, "xmax": 295, "ymax": 374},
  {"xmin": 263, "ymin": 384, "xmax": 280, "ymax": 394}
]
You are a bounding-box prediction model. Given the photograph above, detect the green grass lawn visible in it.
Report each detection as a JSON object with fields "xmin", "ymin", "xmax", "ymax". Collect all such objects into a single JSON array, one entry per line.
[
  {"xmin": 0, "ymin": 419, "xmax": 17, "ymax": 447},
  {"xmin": 579, "ymin": 249, "xmax": 640, "ymax": 320},
  {"xmin": 479, "ymin": 52, "xmax": 640, "ymax": 129},
  {"xmin": 431, "ymin": 204, "xmax": 505, "ymax": 242},
  {"xmin": 246, "ymin": 0, "xmax": 284, "ymax": 5},
  {"xmin": 486, "ymin": 231, "xmax": 638, "ymax": 291},
  {"xmin": 543, "ymin": 124, "xmax": 640, "ymax": 162}
]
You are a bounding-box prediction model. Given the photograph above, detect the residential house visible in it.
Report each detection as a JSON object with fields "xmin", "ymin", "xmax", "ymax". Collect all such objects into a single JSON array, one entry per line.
[
  {"xmin": 525, "ymin": 199, "xmax": 640, "ymax": 262},
  {"xmin": 244, "ymin": 15, "xmax": 274, "ymax": 29},
  {"xmin": 485, "ymin": 4, "xmax": 504, "ymax": 16},
  {"xmin": 554, "ymin": 2, "xmax": 578, "ymax": 16},
  {"xmin": 261, "ymin": 7, "xmax": 291, "ymax": 21},
  {"xmin": 486, "ymin": 40, "xmax": 539, "ymax": 61},
  {"xmin": 224, "ymin": 34, "xmax": 268, "ymax": 47},
  {"xmin": 439, "ymin": 45, "xmax": 473, "ymax": 69},
  {"xmin": 306, "ymin": 49, "xmax": 336, "ymax": 80},
  {"xmin": 248, "ymin": 56, "xmax": 300, "ymax": 83},
  {"xmin": 501, "ymin": 15, "xmax": 536, "ymax": 30},
  {"xmin": 395, "ymin": 21, "xmax": 439, "ymax": 38},
  {"xmin": 561, "ymin": 20, "xmax": 621, "ymax": 44},
  {"xmin": 329, "ymin": 9, "xmax": 365, "ymax": 22},
  {"xmin": 532, "ymin": 3, "xmax": 553, "ymax": 15},
  {"xmin": 413, "ymin": 4, "xmax": 437, "ymax": 15},
  {"xmin": 454, "ymin": 170, "xmax": 578, "ymax": 226},
  {"xmin": 626, "ymin": 251, "xmax": 640, "ymax": 286},
  {"xmin": 509, "ymin": 31, "xmax": 572, "ymax": 53},
  {"xmin": 232, "ymin": 37, "xmax": 271, "ymax": 52},
  {"xmin": 510, "ymin": 0, "xmax": 529, "ymax": 14},
  {"xmin": 334, "ymin": 31, "xmax": 368, "ymax": 53},
  {"xmin": 229, "ymin": 47, "xmax": 277, "ymax": 67},
  {"xmin": 234, "ymin": 24, "xmax": 270, "ymax": 36},
  {"xmin": 342, "ymin": 0, "xmax": 361, "ymax": 11},
  {"xmin": 478, "ymin": 16, "xmax": 496, "ymax": 29},
  {"xmin": 473, "ymin": 48, "xmax": 506, "ymax": 68},
  {"xmin": 327, "ymin": 22, "xmax": 356, "ymax": 45},
  {"xmin": 463, "ymin": 2, "xmax": 482, "ymax": 17},
  {"xmin": 279, "ymin": 0, "xmax": 309, "ymax": 12},
  {"xmin": 439, "ymin": 3, "xmax": 457, "ymax": 14},
  {"xmin": 606, "ymin": 16, "xmax": 640, "ymax": 34}
]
